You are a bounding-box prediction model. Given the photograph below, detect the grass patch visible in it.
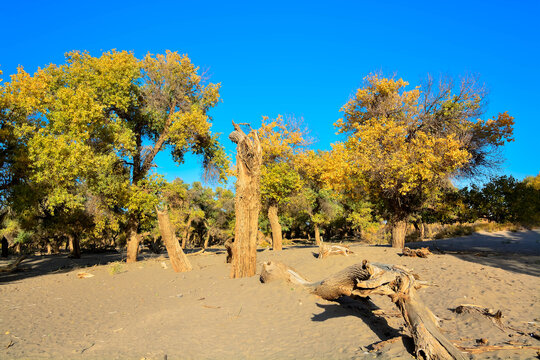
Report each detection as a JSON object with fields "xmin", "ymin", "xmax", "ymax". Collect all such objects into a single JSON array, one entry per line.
[{"xmin": 108, "ymin": 262, "xmax": 125, "ymax": 275}]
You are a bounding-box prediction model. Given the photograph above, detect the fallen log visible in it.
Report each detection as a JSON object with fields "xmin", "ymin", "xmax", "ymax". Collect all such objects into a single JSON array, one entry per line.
[
  {"xmin": 0, "ymin": 255, "xmax": 27, "ymax": 273},
  {"xmin": 318, "ymin": 241, "xmax": 353, "ymax": 259},
  {"xmin": 261, "ymin": 260, "xmax": 466, "ymax": 360}
]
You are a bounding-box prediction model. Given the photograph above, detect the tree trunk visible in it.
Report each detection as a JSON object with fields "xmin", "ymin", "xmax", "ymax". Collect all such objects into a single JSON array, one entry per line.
[
  {"xmin": 229, "ymin": 121, "xmax": 262, "ymax": 278},
  {"xmin": 391, "ymin": 220, "xmax": 407, "ymax": 248},
  {"xmin": 203, "ymin": 231, "xmax": 211, "ymax": 250},
  {"xmin": 268, "ymin": 204, "xmax": 282, "ymax": 251},
  {"xmin": 52, "ymin": 241, "xmax": 60, "ymax": 254},
  {"xmin": 46, "ymin": 242, "xmax": 52, "ymax": 255},
  {"xmin": 1, "ymin": 237, "xmax": 8, "ymax": 258},
  {"xmin": 14, "ymin": 243, "xmax": 21, "ymax": 254},
  {"xmin": 314, "ymin": 223, "xmax": 321, "ymax": 246},
  {"xmin": 420, "ymin": 222, "xmax": 426, "ymax": 241},
  {"xmin": 126, "ymin": 218, "xmax": 140, "ymax": 263},
  {"xmin": 68, "ymin": 234, "xmax": 81, "ymax": 259},
  {"xmin": 182, "ymin": 216, "xmax": 193, "ymax": 249},
  {"xmin": 156, "ymin": 207, "xmax": 192, "ymax": 272}
]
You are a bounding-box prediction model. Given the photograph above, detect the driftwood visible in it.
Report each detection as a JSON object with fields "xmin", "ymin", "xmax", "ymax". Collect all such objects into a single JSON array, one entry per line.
[
  {"xmin": 318, "ymin": 241, "xmax": 353, "ymax": 259},
  {"xmin": 0, "ymin": 255, "xmax": 27, "ymax": 273},
  {"xmin": 260, "ymin": 260, "xmax": 467, "ymax": 360},
  {"xmin": 402, "ymin": 247, "xmax": 432, "ymax": 258}
]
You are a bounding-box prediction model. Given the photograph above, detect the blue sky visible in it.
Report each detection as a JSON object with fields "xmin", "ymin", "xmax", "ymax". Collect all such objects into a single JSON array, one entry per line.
[{"xmin": 2, "ymin": 0, "xmax": 539, "ymax": 187}]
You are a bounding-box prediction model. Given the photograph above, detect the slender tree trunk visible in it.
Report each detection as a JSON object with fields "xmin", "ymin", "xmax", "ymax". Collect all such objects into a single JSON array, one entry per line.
[
  {"xmin": 229, "ymin": 121, "xmax": 262, "ymax": 278},
  {"xmin": 203, "ymin": 231, "xmax": 211, "ymax": 250},
  {"xmin": 182, "ymin": 216, "xmax": 193, "ymax": 249},
  {"xmin": 126, "ymin": 218, "xmax": 140, "ymax": 263},
  {"xmin": 268, "ymin": 204, "xmax": 282, "ymax": 251},
  {"xmin": 419, "ymin": 222, "xmax": 425, "ymax": 241},
  {"xmin": 391, "ymin": 220, "xmax": 407, "ymax": 248},
  {"xmin": 52, "ymin": 241, "xmax": 60, "ymax": 254},
  {"xmin": 156, "ymin": 207, "xmax": 191, "ymax": 272},
  {"xmin": 68, "ymin": 234, "xmax": 81, "ymax": 259},
  {"xmin": 46, "ymin": 242, "xmax": 52, "ymax": 255},
  {"xmin": 314, "ymin": 223, "xmax": 321, "ymax": 246},
  {"xmin": 14, "ymin": 243, "xmax": 20, "ymax": 254},
  {"xmin": 1, "ymin": 237, "xmax": 8, "ymax": 258}
]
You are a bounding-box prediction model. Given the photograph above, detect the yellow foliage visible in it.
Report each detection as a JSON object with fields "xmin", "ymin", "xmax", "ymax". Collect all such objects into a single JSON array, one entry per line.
[{"xmin": 334, "ymin": 74, "xmax": 484, "ymax": 220}]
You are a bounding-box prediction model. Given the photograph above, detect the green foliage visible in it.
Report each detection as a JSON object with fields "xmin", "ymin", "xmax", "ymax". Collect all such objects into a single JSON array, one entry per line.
[
  {"xmin": 161, "ymin": 179, "xmax": 235, "ymax": 248},
  {"xmin": 0, "ymin": 50, "xmax": 230, "ymax": 251},
  {"xmin": 261, "ymin": 162, "xmax": 303, "ymax": 205},
  {"xmin": 108, "ymin": 262, "xmax": 125, "ymax": 276}
]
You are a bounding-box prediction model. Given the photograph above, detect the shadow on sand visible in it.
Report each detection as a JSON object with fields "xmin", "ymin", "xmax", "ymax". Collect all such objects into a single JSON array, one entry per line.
[
  {"xmin": 407, "ymin": 229, "xmax": 540, "ymax": 277},
  {"xmin": 312, "ymin": 296, "xmax": 415, "ymax": 355},
  {"xmin": 0, "ymin": 248, "xmax": 226, "ymax": 284}
]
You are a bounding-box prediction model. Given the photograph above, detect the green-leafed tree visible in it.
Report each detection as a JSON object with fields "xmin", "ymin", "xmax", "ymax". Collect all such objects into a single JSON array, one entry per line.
[
  {"xmin": 259, "ymin": 115, "xmax": 308, "ymax": 250},
  {"xmin": 2, "ymin": 50, "xmax": 229, "ymax": 261}
]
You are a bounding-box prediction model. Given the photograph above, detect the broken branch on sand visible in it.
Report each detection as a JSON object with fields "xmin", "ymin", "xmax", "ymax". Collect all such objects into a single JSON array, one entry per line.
[
  {"xmin": 456, "ymin": 344, "xmax": 540, "ymax": 354},
  {"xmin": 260, "ymin": 260, "xmax": 467, "ymax": 360}
]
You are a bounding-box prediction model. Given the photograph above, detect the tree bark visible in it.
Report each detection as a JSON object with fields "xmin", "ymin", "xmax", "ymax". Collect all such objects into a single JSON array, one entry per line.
[
  {"xmin": 126, "ymin": 218, "xmax": 140, "ymax": 263},
  {"xmin": 203, "ymin": 230, "xmax": 211, "ymax": 250},
  {"xmin": 391, "ymin": 220, "xmax": 407, "ymax": 248},
  {"xmin": 182, "ymin": 215, "xmax": 193, "ymax": 249},
  {"xmin": 314, "ymin": 223, "xmax": 321, "ymax": 246},
  {"xmin": 268, "ymin": 204, "xmax": 282, "ymax": 251},
  {"xmin": 1, "ymin": 236, "xmax": 8, "ymax": 258},
  {"xmin": 156, "ymin": 207, "xmax": 192, "ymax": 272},
  {"xmin": 229, "ymin": 121, "xmax": 262, "ymax": 278},
  {"xmin": 68, "ymin": 234, "xmax": 81, "ymax": 259}
]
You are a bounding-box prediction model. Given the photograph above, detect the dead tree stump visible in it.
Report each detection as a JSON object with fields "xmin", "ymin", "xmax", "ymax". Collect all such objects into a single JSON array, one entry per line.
[
  {"xmin": 156, "ymin": 206, "xmax": 192, "ymax": 272},
  {"xmin": 229, "ymin": 121, "xmax": 262, "ymax": 278},
  {"xmin": 260, "ymin": 261, "xmax": 467, "ymax": 360}
]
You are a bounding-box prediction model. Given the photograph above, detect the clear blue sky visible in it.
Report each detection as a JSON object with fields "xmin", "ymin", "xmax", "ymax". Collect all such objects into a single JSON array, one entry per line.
[{"xmin": 2, "ymin": 0, "xmax": 538, "ymax": 187}]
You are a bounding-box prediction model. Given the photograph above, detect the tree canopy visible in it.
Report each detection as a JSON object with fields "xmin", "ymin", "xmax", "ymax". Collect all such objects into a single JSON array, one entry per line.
[
  {"xmin": 1, "ymin": 50, "xmax": 229, "ymax": 260},
  {"xmin": 335, "ymin": 74, "xmax": 514, "ymax": 247}
]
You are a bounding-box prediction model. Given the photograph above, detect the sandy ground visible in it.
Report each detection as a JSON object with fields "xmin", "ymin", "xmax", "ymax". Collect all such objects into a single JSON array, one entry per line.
[{"xmin": 1, "ymin": 230, "xmax": 539, "ymax": 359}]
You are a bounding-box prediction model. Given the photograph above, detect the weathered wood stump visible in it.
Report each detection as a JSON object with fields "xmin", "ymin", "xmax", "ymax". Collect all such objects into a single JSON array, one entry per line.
[
  {"xmin": 261, "ymin": 260, "xmax": 467, "ymax": 360},
  {"xmin": 228, "ymin": 121, "xmax": 262, "ymax": 278}
]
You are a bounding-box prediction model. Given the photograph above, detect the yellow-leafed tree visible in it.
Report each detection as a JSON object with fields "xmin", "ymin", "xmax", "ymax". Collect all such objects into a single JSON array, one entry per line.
[{"xmin": 336, "ymin": 74, "xmax": 514, "ymax": 248}]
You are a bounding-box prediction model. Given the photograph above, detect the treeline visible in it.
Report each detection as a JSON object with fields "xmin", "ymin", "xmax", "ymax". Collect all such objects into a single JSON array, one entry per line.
[{"xmin": 0, "ymin": 50, "xmax": 537, "ymax": 259}]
